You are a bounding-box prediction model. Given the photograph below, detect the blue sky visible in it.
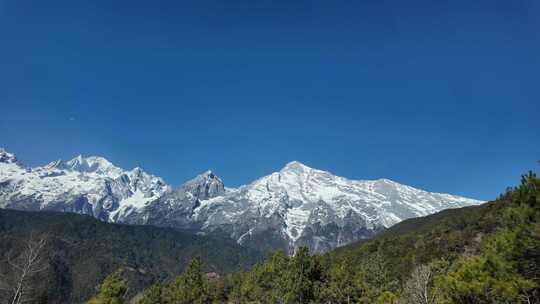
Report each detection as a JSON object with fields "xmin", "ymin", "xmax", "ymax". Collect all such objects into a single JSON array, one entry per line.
[{"xmin": 1, "ymin": 0, "xmax": 538, "ymax": 200}]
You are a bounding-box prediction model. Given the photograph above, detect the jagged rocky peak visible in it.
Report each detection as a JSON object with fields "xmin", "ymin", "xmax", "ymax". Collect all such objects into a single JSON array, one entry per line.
[
  {"xmin": 62, "ymin": 155, "xmax": 124, "ymax": 178},
  {"xmin": 180, "ymin": 170, "xmax": 225, "ymax": 200},
  {"xmin": 0, "ymin": 148, "xmax": 18, "ymax": 164},
  {"xmin": 63, "ymin": 154, "xmax": 84, "ymax": 168},
  {"xmin": 128, "ymin": 167, "xmax": 145, "ymax": 179},
  {"xmin": 43, "ymin": 159, "xmax": 63, "ymax": 169},
  {"xmin": 131, "ymin": 166, "xmax": 143, "ymax": 173}
]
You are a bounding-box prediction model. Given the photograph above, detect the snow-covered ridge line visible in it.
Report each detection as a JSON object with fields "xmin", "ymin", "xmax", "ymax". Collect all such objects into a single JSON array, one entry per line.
[
  {"xmin": 188, "ymin": 160, "xmax": 483, "ymax": 254},
  {"xmin": 0, "ymin": 148, "xmax": 170, "ymax": 222},
  {"xmin": 0, "ymin": 149, "xmax": 484, "ymax": 254}
]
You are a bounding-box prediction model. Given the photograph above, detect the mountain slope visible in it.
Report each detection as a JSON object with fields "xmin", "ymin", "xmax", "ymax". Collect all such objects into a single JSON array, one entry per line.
[
  {"xmin": 0, "ymin": 149, "xmax": 483, "ymax": 254},
  {"xmin": 319, "ymin": 171, "xmax": 540, "ymax": 302},
  {"xmin": 0, "ymin": 208, "xmax": 263, "ymax": 304}
]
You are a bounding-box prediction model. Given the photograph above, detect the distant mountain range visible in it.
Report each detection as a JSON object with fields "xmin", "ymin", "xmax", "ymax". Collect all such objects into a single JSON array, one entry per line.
[{"xmin": 0, "ymin": 148, "xmax": 483, "ymax": 253}]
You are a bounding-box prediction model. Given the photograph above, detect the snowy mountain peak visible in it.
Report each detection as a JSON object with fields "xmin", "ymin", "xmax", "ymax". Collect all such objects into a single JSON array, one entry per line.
[
  {"xmin": 201, "ymin": 170, "xmax": 215, "ymax": 177},
  {"xmin": 63, "ymin": 155, "xmax": 124, "ymax": 178},
  {"xmin": 0, "ymin": 148, "xmax": 18, "ymax": 164},
  {"xmin": 129, "ymin": 167, "xmax": 144, "ymax": 176},
  {"xmin": 187, "ymin": 170, "xmax": 220, "ymax": 183},
  {"xmin": 281, "ymin": 161, "xmax": 312, "ymax": 173}
]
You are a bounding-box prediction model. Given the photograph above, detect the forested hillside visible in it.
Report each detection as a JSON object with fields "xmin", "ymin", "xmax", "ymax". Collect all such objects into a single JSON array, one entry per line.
[
  {"xmin": 114, "ymin": 171, "xmax": 538, "ymax": 304},
  {"xmin": 0, "ymin": 210, "xmax": 263, "ymax": 303}
]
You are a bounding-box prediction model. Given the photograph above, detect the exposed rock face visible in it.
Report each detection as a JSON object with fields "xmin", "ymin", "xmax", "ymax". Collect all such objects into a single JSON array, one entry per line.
[
  {"xmin": 0, "ymin": 149, "xmax": 17, "ymax": 164},
  {"xmin": 121, "ymin": 170, "xmax": 226, "ymax": 229}
]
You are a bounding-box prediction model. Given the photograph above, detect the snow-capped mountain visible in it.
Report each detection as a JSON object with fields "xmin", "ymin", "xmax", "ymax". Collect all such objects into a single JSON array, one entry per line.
[
  {"xmin": 0, "ymin": 148, "xmax": 169, "ymax": 221},
  {"xmin": 169, "ymin": 161, "xmax": 482, "ymax": 253},
  {"xmin": 0, "ymin": 149, "xmax": 483, "ymax": 254}
]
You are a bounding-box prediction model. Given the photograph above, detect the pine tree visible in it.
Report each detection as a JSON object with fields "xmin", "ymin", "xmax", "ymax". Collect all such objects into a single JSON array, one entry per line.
[
  {"xmin": 86, "ymin": 272, "xmax": 128, "ymax": 304},
  {"xmin": 320, "ymin": 259, "xmax": 360, "ymax": 304},
  {"xmin": 163, "ymin": 257, "xmax": 210, "ymax": 304},
  {"xmin": 274, "ymin": 247, "xmax": 322, "ymax": 304},
  {"xmin": 139, "ymin": 284, "xmax": 163, "ymax": 304}
]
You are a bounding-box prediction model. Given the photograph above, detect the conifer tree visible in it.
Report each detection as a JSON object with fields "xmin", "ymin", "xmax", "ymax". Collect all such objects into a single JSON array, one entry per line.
[
  {"xmin": 163, "ymin": 257, "xmax": 210, "ymax": 304},
  {"xmin": 86, "ymin": 272, "xmax": 128, "ymax": 304},
  {"xmin": 139, "ymin": 284, "xmax": 163, "ymax": 304}
]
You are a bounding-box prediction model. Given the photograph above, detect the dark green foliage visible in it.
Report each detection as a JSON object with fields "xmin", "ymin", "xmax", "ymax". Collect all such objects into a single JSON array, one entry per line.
[
  {"xmin": 0, "ymin": 210, "xmax": 263, "ymax": 303},
  {"xmin": 163, "ymin": 257, "xmax": 210, "ymax": 304},
  {"xmin": 138, "ymin": 284, "xmax": 163, "ymax": 304},
  {"xmin": 86, "ymin": 272, "xmax": 128, "ymax": 304},
  {"xmin": 317, "ymin": 257, "xmax": 364, "ymax": 303},
  {"xmin": 275, "ymin": 247, "xmax": 324, "ymax": 303},
  {"xmin": 137, "ymin": 257, "xmax": 226, "ymax": 304},
  {"xmin": 376, "ymin": 291, "xmax": 398, "ymax": 304},
  {"xmin": 434, "ymin": 172, "xmax": 540, "ymax": 303}
]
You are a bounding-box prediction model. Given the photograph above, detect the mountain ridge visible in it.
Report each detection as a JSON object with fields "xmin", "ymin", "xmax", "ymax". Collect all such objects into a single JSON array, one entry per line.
[{"xmin": 0, "ymin": 149, "xmax": 483, "ymax": 253}]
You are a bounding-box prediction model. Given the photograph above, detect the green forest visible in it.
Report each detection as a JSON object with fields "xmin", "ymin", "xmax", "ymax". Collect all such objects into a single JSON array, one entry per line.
[
  {"xmin": 0, "ymin": 209, "xmax": 263, "ymax": 303},
  {"xmin": 86, "ymin": 171, "xmax": 540, "ymax": 304}
]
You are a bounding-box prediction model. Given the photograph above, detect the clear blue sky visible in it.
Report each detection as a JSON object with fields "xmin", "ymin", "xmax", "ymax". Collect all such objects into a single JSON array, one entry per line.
[{"xmin": 1, "ymin": 0, "xmax": 538, "ymax": 200}]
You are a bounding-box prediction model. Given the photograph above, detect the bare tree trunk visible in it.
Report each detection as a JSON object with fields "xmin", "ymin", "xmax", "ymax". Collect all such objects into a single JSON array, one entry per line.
[
  {"xmin": 403, "ymin": 264, "xmax": 434, "ymax": 304},
  {"xmin": 5, "ymin": 234, "xmax": 48, "ymax": 304}
]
